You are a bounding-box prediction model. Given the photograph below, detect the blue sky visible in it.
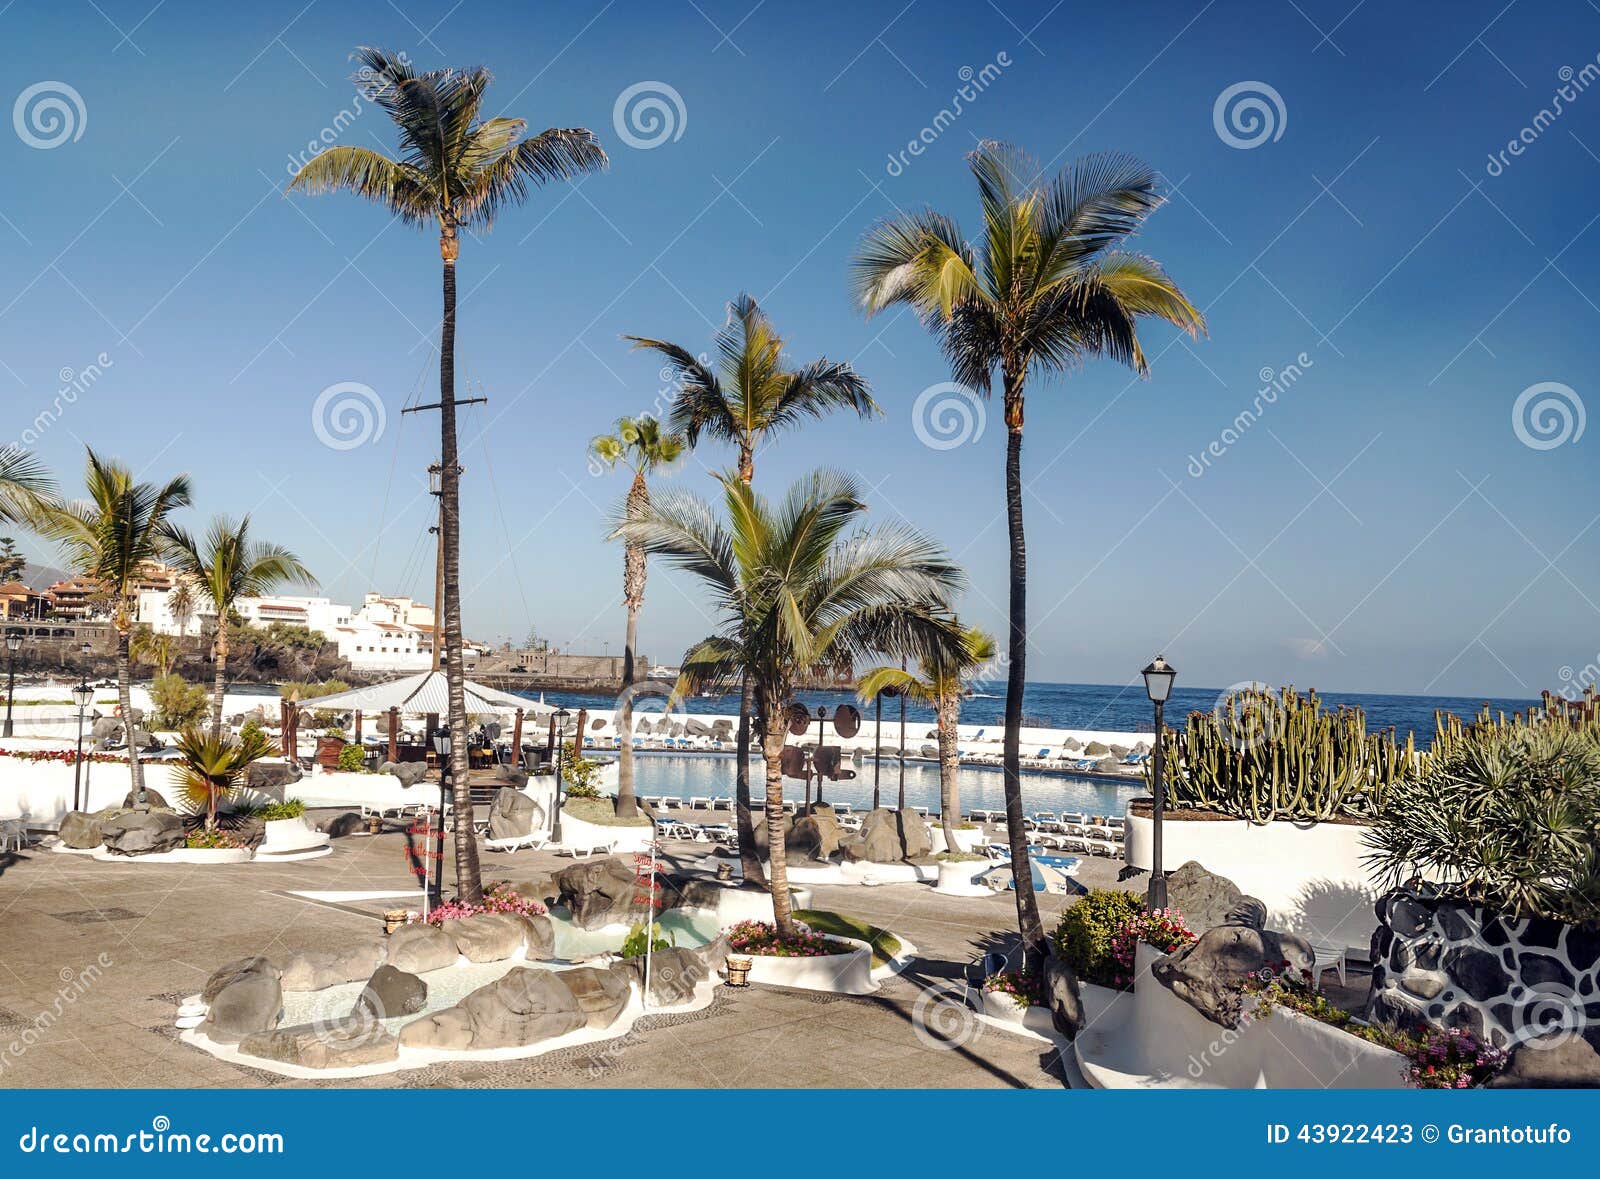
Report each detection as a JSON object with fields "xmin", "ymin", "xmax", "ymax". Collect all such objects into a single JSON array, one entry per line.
[{"xmin": 0, "ymin": 0, "xmax": 1596, "ymax": 698}]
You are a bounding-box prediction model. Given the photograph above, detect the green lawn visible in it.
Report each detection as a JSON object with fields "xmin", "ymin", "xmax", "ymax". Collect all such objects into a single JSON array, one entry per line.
[{"xmin": 792, "ymin": 909, "xmax": 903, "ymax": 967}]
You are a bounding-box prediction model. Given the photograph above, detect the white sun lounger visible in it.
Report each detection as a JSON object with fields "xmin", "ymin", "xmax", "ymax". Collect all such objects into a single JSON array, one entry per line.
[
  {"xmin": 689, "ymin": 796, "xmax": 713, "ymax": 810},
  {"xmin": 555, "ymin": 837, "xmax": 619, "ymax": 858},
  {"xmin": 710, "ymin": 796, "xmax": 732, "ymax": 811},
  {"xmin": 484, "ymin": 833, "xmax": 548, "ymax": 854}
]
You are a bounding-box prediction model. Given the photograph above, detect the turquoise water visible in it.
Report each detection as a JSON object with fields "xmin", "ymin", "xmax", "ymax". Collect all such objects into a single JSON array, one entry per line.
[
  {"xmin": 548, "ymin": 906, "xmax": 721, "ymax": 958},
  {"xmin": 622, "ymin": 753, "xmax": 1141, "ymax": 818}
]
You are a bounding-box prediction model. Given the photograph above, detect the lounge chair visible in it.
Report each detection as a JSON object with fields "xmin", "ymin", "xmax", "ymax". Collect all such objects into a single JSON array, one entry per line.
[
  {"xmin": 689, "ymin": 796, "xmax": 713, "ymax": 810},
  {"xmin": 710, "ymin": 796, "xmax": 732, "ymax": 811},
  {"xmin": 555, "ymin": 837, "xmax": 619, "ymax": 858},
  {"xmin": 484, "ymin": 832, "xmax": 548, "ymax": 854}
]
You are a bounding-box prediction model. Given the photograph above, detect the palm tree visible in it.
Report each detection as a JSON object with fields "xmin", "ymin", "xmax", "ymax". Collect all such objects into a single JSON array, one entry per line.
[
  {"xmin": 165, "ymin": 516, "xmax": 312, "ymax": 739},
  {"xmin": 288, "ymin": 48, "xmax": 606, "ymax": 904},
  {"xmin": 130, "ymin": 624, "xmax": 177, "ymax": 679},
  {"xmin": 627, "ymin": 294, "xmax": 879, "ymax": 882},
  {"xmin": 38, "ymin": 449, "xmax": 192, "ymax": 809},
  {"xmin": 858, "ymin": 625, "xmax": 995, "ymax": 851},
  {"xmin": 617, "ymin": 468, "xmax": 964, "ymax": 936},
  {"xmin": 174, "ymin": 724, "xmax": 275, "ymax": 832},
  {"xmin": 852, "ymin": 142, "xmax": 1203, "ymax": 962},
  {"xmin": 588, "ymin": 415, "xmax": 685, "ymax": 818},
  {"xmin": 0, "ymin": 449, "xmax": 53, "ymax": 526}
]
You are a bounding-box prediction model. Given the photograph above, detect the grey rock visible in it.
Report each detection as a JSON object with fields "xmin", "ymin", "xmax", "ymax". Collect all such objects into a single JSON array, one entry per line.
[
  {"xmin": 279, "ymin": 942, "xmax": 384, "ymax": 991},
  {"xmin": 354, "ymin": 965, "xmax": 428, "ymax": 1021},
  {"xmin": 523, "ymin": 913, "xmax": 555, "ymax": 960},
  {"xmin": 449, "ymin": 912, "xmax": 538, "ymax": 963},
  {"xmin": 455, "ymin": 967, "xmax": 587, "ymax": 1049},
  {"xmin": 1491, "ymin": 1029, "xmax": 1600, "ymax": 1088},
  {"xmin": 788, "ymin": 804, "xmax": 843, "ymax": 863},
  {"xmin": 1165, "ymin": 861, "xmax": 1268, "ymax": 933},
  {"xmin": 245, "ymin": 763, "xmax": 298, "ymax": 792},
  {"xmin": 383, "ymin": 923, "xmax": 459, "ymax": 974},
  {"xmin": 840, "ymin": 807, "xmax": 927, "ymax": 863},
  {"xmin": 239, "ymin": 1022, "xmax": 399, "ymax": 1069},
  {"xmin": 898, "ymin": 809, "xmax": 931, "ymax": 859},
  {"xmin": 120, "ymin": 787, "xmax": 170, "ymax": 810},
  {"xmin": 202, "ymin": 956, "xmax": 281, "ymax": 1003},
  {"xmin": 320, "ymin": 812, "xmax": 365, "ymax": 838},
  {"xmin": 201, "ymin": 973, "xmax": 283, "ymax": 1044},
  {"xmin": 555, "ymin": 856, "xmax": 652, "ymax": 930},
  {"xmin": 1152, "ymin": 924, "xmax": 1316, "ymax": 1028},
  {"xmin": 379, "ymin": 760, "xmax": 429, "ymax": 788},
  {"xmin": 1044, "ymin": 956, "xmax": 1084, "ymax": 1037},
  {"xmin": 100, "ymin": 811, "xmax": 185, "ymax": 856},
  {"xmin": 621, "ymin": 935, "xmax": 730, "ymax": 1006},
  {"xmin": 487, "ymin": 786, "xmax": 541, "ymax": 839},
  {"xmin": 558, "ymin": 965, "xmax": 633, "ymax": 1027},
  {"xmin": 398, "ymin": 1007, "xmax": 474, "ymax": 1051},
  {"xmin": 57, "ymin": 811, "xmax": 104, "ymax": 849}
]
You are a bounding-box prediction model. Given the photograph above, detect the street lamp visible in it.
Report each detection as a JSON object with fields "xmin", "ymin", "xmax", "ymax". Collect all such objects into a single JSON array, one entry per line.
[
  {"xmin": 550, "ymin": 708, "xmax": 571, "ymax": 841},
  {"xmin": 71, "ymin": 678, "xmax": 93, "ymax": 811},
  {"xmin": 430, "ymin": 726, "xmax": 452, "ymax": 908},
  {"xmin": 1141, "ymin": 655, "xmax": 1177, "ymax": 911},
  {"xmin": 3, "ymin": 633, "xmax": 21, "ymax": 738}
]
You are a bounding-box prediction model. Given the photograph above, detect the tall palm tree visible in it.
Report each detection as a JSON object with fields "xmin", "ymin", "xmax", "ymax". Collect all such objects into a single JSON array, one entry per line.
[
  {"xmin": 617, "ymin": 469, "xmax": 964, "ymax": 936},
  {"xmin": 852, "ymin": 143, "xmax": 1203, "ymax": 962},
  {"xmin": 288, "ymin": 48, "xmax": 606, "ymax": 903},
  {"xmin": 130, "ymin": 624, "xmax": 178, "ymax": 680},
  {"xmin": 588, "ymin": 415, "xmax": 685, "ymax": 818},
  {"xmin": 627, "ymin": 294, "xmax": 879, "ymax": 882},
  {"xmin": 38, "ymin": 449, "xmax": 192, "ymax": 809},
  {"xmin": 858, "ymin": 625, "xmax": 995, "ymax": 851},
  {"xmin": 0, "ymin": 449, "xmax": 53, "ymax": 526},
  {"xmin": 165, "ymin": 516, "xmax": 312, "ymax": 738}
]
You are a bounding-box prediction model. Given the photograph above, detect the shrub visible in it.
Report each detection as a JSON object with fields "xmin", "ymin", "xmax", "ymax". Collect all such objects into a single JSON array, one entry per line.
[
  {"xmin": 1107, "ymin": 907, "xmax": 1195, "ymax": 989},
  {"xmin": 336, "ymin": 742, "xmax": 368, "ymax": 773},
  {"xmin": 620, "ymin": 920, "xmax": 675, "ymax": 959},
  {"xmin": 150, "ymin": 674, "xmax": 208, "ymax": 730},
  {"xmin": 982, "ymin": 970, "xmax": 1044, "ymax": 1009},
  {"xmin": 1366, "ymin": 700, "xmax": 1600, "ymax": 925},
  {"xmin": 1051, "ymin": 889, "xmax": 1145, "ymax": 987},
  {"xmin": 186, "ymin": 829, "xmax": 244, "ymax": 850},
  {"xmin": 256, "ymin": 798, "xmax": 305, "ymax": 821},
  {"xmin": 239, "ymin": 717, "xmax": 269, "ymax": 748},
  {"xmin": 1156, "ymin": 685, "xmax": 1414, "ymax": 822},
  {"xmin": 561, "ymin": 742, "xmax": 603, "ymax": 797}
]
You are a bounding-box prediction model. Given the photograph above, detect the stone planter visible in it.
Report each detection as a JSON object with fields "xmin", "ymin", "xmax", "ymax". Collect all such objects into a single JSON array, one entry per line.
[
  {"xmin": 981, "ymin": 989, "xmax": 1056, "ymax": 1035},
  {"xmin": 257, "ymin": 816, "xmax": 332, "ymax": 862},
  {"xmin": 933, "ymin": 859, "xmax": 992, "ymax": 896},
  {"xmin": 557, "ymin": 809, "xmax": 653, "ymax": 854},
  {"xmin": 739, "ymin": 939, "xmax": 874, "ymax": 995},
  {"xmin": 928, "ymin": 826, "xmax": 984, "ymax": 855},
  {"xmin": 91, "ymin": 845, "xmax": 252, "ymax": 865}
]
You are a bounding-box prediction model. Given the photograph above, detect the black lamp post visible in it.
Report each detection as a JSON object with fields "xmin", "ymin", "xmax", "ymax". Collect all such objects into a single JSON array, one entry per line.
[
  {"xmin": 71, "ymin": 678, "xmax": 93, "ymax": 811},
  {"xmin": 430, "ymin": 726, "xmax": 452, "ymax": 908},
  {"xmin": 1141, "ymin": 654, "xmax": 1177, "ymax": 911},
  {"xmin": 551, "ymin": 708, "xmax": 571, "ymax": 842},
  {"xmin": 3, "ymin": 633, "xmax": 21, "ymax": 738}
]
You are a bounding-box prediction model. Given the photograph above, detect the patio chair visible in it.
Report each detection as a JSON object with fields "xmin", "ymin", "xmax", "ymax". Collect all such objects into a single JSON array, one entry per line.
[
  {"xmin": 1309, "ymin": 942, "xmax": 1349, "ymax": 989},
  {"xmin": 689, "ymin": 796, "xmax": 713, "ymax": 810},
  {"xmin": 555, "ymin": 837, "xmax": 619, "ymax": 858},
  {"xmin": 484, "ymin": 832, "xmax": 548, "ymax": 854}
]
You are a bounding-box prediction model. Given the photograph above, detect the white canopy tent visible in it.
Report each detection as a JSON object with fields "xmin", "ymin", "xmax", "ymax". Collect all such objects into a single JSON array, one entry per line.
[{"xmin": 286, "ymin": 671, "xmax": 555, "ymax": 719}]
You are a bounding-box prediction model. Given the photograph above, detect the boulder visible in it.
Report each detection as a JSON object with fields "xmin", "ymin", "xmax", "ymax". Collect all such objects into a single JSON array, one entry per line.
[
  {"xmin": 120, "ymin": 787, "xmax": 170, "ymax": 810},
  {"xmin": 202, "ymin": 956, "xmax": 281, "ymax": 1003},
  {"xmin": 1490, "ymin": 1029, "xmax": 1600, "ymax": 1088},
  {"xmin": 788, "ymin": 804, "xmax": 843, "ymax": 863},
  {"xmin": 201, "ymin": 972, "xmax": 283, "ymax": 1044},
  {"xmin": 897, "ymin": 809, "xmax": 931, "ymax": 859},
  {"xmin": 239, "ymin": 1022, "xmax": 399, "ymax": 1069},
  {"xmin": 279, "ymin": 942, "xmax": 384, "ymax": 991},
  {"xmin": 750, "ymin": 812, "xmax": 795, "ymax": 858},
  {"xmin": 100, "ymin": 811, "xmax": 185, "ymax": 856},
  {"xmin": 487, "ymin": 786, "xmax": 541, "ymax": 839},
  {"xmin": 1152, "ymin": 924, "xmax": 1315, "ymax": 1028},
  {"xmin": 320, "ymin": 812, "xmax": 365, "ymax": 838},
  {"xmin": 448, "ymin": 912, "xmax": 539, "ymax": 963},
  {"xmin": 504, "ymin": 875, "xmax": 558, "ymax": 907},
  {"xmin": 453, "ymin": 967, "xmax": 587, "ymax": 1049},
  {"xmin": 90, "ymin": 717, "xmax": 121, "ymax": 742},
  {"xmin": 379, "ymin": 760, "xmax": 429, "ymax": 788},
  {"xmin": 621, "ymin": 935, "xmax": 730, "ymax": 1007},
  {"xmin": 1043, "ymin": 956, "xmax": 1085, "ymax": 1037},
  {"xmin": 523, "ymin": 913, "xmax": 556, "ymax": 960},
  {"xmin": 383, "ymin": 923, "xmax": 459, "ymax": 974},
  {"xmin": 841, "ymin": 807, "xmax": 926, "ymax": 863},
  {"xmin": 398, "ymin": 1007, "xmax": 474, "ymax": 1051},
  {"xmin": 555, "ymin": 856, "xmax": 650, "ymax": 930},
  {"xmin": 245, "ymin": 762, "xmax": 298, "ymax": 792},
  {"xmin": 558, "ymin": 965, "xmax": 633, "ymax": 1028},
  {"xmin": 57, "ymin": 811, "xmax": 104, "ymax": 849},
  {"xmin": 353, "ymin": 965, "xmax": 428, "ymax": 1021},
  {"xmin": 493, "ymin": 765, "xmax": 530, "ymax": 790},
  {"xmin": 1164, "ymin": 861, "xmax": 1267, "ymax": 933}
]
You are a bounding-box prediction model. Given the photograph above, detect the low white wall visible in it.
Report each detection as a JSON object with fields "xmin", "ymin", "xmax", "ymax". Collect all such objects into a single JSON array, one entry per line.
[
  {"xmin": 1124, "ymin": 811, "xmax": 1380, "ymax": 953},
  {"xmin": 558, "ymin": 809, "xmax": 653, "ymax": 853},
  {"xmin": 740, "ymin": 941, "xmax": 874, "ymax": 995},
  {"xmin": 0, "ymin": 754, "xmax": 189, "ymax": 824}
]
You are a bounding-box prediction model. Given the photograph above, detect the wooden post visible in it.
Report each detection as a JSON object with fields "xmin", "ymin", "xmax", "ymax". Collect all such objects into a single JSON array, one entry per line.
[
  {"xmin": 353, "ymin": 709, "xmax": 363, "ymax": 743},
  {"xmin": 511, "ymin": 708, "xmax": 524, "ymax": 768},
  {"xmin": 574, "ymin": 707, "xmax": 588, "ymax": 757},
  {"xmin": 546, "ymin": 714, "xmax": 557, "ymax": 767},
  {"xmin": 387, "ymin": 707, "xmax": 399, "ymax": 764},
  {"xmin": 425, "ymin": 711, "xmax": 440, "ymax": 769}
]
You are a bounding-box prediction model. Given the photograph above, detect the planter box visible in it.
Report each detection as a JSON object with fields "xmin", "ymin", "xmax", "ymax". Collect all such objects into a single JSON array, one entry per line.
[
  {"xmin": 258, "ymin": 816, "xmax": 332, "ymax": 860},
  {"xmin": 739, "ymin": 939, "xmax": 874, "ymax": 994},
  {"xmin": 1124, "ymin": 810, "xmax": 1378, "ymax": 952},
  {"xmin": 933, "ymin": 859, "xmax": 992, "ymax": 896},
  {"xmin": 928, "ymin": 826, "xmax": 984, "ymax": 855},
  {"xmin": 315, "ymin": 737, "xmax": 346, "ymax": 770},
  {"xmin": 557, "ymin": 809, "xmax": 653, "ymax": 854},
  {"xmin": 981, "ymin": 989, "xmax": 1056, "ymax": 1035},
  {"xmin": 91, "ymin": 845, "xmax": 252, "ymax": 865}
]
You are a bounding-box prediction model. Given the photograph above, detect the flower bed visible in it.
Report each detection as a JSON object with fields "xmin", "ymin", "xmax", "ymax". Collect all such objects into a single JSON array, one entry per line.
[
  {"xmin": 724, "ymin": 920, "xmax": 875, "ymax": 995},
  {"xmin": 725, "ymin": 919, "xmax": 849, "ymax": 957},
  {"xmin": 982, "ymin": 969, "xmax": 1043, "ymax": 1009},
  {"xmin": 0, "ymin": 747, "xmax": 128, "ymax": 765},
  {"xmin": 412, "ymin": 883, "xmax": 548, "ymax": 927}
]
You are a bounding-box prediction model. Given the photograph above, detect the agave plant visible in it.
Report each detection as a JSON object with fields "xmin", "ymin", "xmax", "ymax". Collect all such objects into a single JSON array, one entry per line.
[{"xmin": 174, "ymin": 725, "xmax": 277, "ymax": 832}]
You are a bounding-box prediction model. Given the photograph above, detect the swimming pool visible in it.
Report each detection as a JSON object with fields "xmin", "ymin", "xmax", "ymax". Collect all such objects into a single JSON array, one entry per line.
[{"xmin": 621, "ymin": 753, "xmax": 1143, "ymax": 818}]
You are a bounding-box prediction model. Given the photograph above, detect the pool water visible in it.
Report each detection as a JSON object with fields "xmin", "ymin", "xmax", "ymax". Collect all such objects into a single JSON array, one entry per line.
[
  {"xmin": 622, "ymin": 753, "xmax": 1142, "ymax": 818},
  {"xmin": 547, "ymin": 906, "xmax": 721, "ymax": 959}
]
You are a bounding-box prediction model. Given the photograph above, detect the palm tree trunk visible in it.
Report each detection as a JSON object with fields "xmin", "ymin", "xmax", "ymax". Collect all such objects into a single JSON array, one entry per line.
[
  {"xmin": 616, "ymin": 600, "xmax": 639, "ymax": 819},
  {"xmin": 439, "ymin": 225, "xmax": 482, "ymax": 905},
  {"xmin": 1002, "ymin": 381, "xmax": 1045, "ymax": 967},
  {"xmin": 118, "ymin": 626, "xmax": 145, "ymax": 809},
  {"xmin": 937, "ymin": 689, "xmax": 959, "ymax": 849},
  {"xmin": 762, "ymin": 722, "xmax": 793, "ymax": 937},
  {"xmin": 734, "ymin": 676, "xmax": 765, "ymax": 884},
  {"xmin": 210, "ymin": 628, "xmax": 228, "ymax": 740}
]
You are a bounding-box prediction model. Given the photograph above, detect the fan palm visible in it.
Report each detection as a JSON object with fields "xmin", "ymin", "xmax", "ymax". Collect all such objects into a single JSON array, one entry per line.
[
  {"xmin": 627, "ymin": 294, "xmax": 879, "ymax": 881},
  {"xmin": 37, "ymin": 449, "xmax": 192, "ymax": 809},
  {"xmin": 288, "ymin": 48, "xmax": 606, "ymax": 904},
  {"xmin": 589, "ymin": 415, "xmax": 685, "ymax": 818},
  {"xmin": 174, "ymin": 725, "xmax": 276, "ymax": 832},
  {"xmin": 616, "ymin": 468, "xmax": 965, "ymax": 936},
  {"xmin": 852, "ymin": 142, "xmax": 1203, "ymax": 961},
  {"xmin": 164, "ymin": 516, "xmax": 313, "ymax": 739},
  {"xmin": 858, "ymin": 625, "xmax": 995, "ymax": 850}
]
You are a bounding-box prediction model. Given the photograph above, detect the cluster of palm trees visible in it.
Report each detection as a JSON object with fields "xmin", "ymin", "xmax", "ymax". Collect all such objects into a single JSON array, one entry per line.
[
  {"xmin": 0, "ymin": 450, "xmax": 311, "ymax": 808},
  {"xmin": 279, "ymin": 48, "xmax": 1202, "ymax": 956}
]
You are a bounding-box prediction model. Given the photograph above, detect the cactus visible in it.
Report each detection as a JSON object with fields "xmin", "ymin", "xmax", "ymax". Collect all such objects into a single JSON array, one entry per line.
[{"xmin": 1144, "ymin": 685, "xmax": 1416, "ymax": 824}]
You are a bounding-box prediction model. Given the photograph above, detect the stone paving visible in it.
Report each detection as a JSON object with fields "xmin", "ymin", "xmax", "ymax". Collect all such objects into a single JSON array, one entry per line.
[{"xmin": 0, "ymin": 816, "xmax": 1129, "ymax": 1089}]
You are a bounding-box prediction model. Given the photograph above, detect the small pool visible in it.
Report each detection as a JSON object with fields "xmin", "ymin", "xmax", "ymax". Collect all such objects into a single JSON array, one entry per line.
[{"xmin": 547, "ymin": 906, "xmax": 722, "ymax": 959}]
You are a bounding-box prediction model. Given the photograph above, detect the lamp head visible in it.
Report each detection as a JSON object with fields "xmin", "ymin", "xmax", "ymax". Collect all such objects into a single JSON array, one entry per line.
[{"xmin": 1141, "ymin": 655, "xmax": 1177, "ymax": 705}]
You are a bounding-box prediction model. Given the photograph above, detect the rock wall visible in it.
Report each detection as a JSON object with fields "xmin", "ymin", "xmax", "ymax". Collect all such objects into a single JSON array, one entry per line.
[{"xmin": 1369, "ymin": 887, "xmax": 1600, "ymax": 1082}]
